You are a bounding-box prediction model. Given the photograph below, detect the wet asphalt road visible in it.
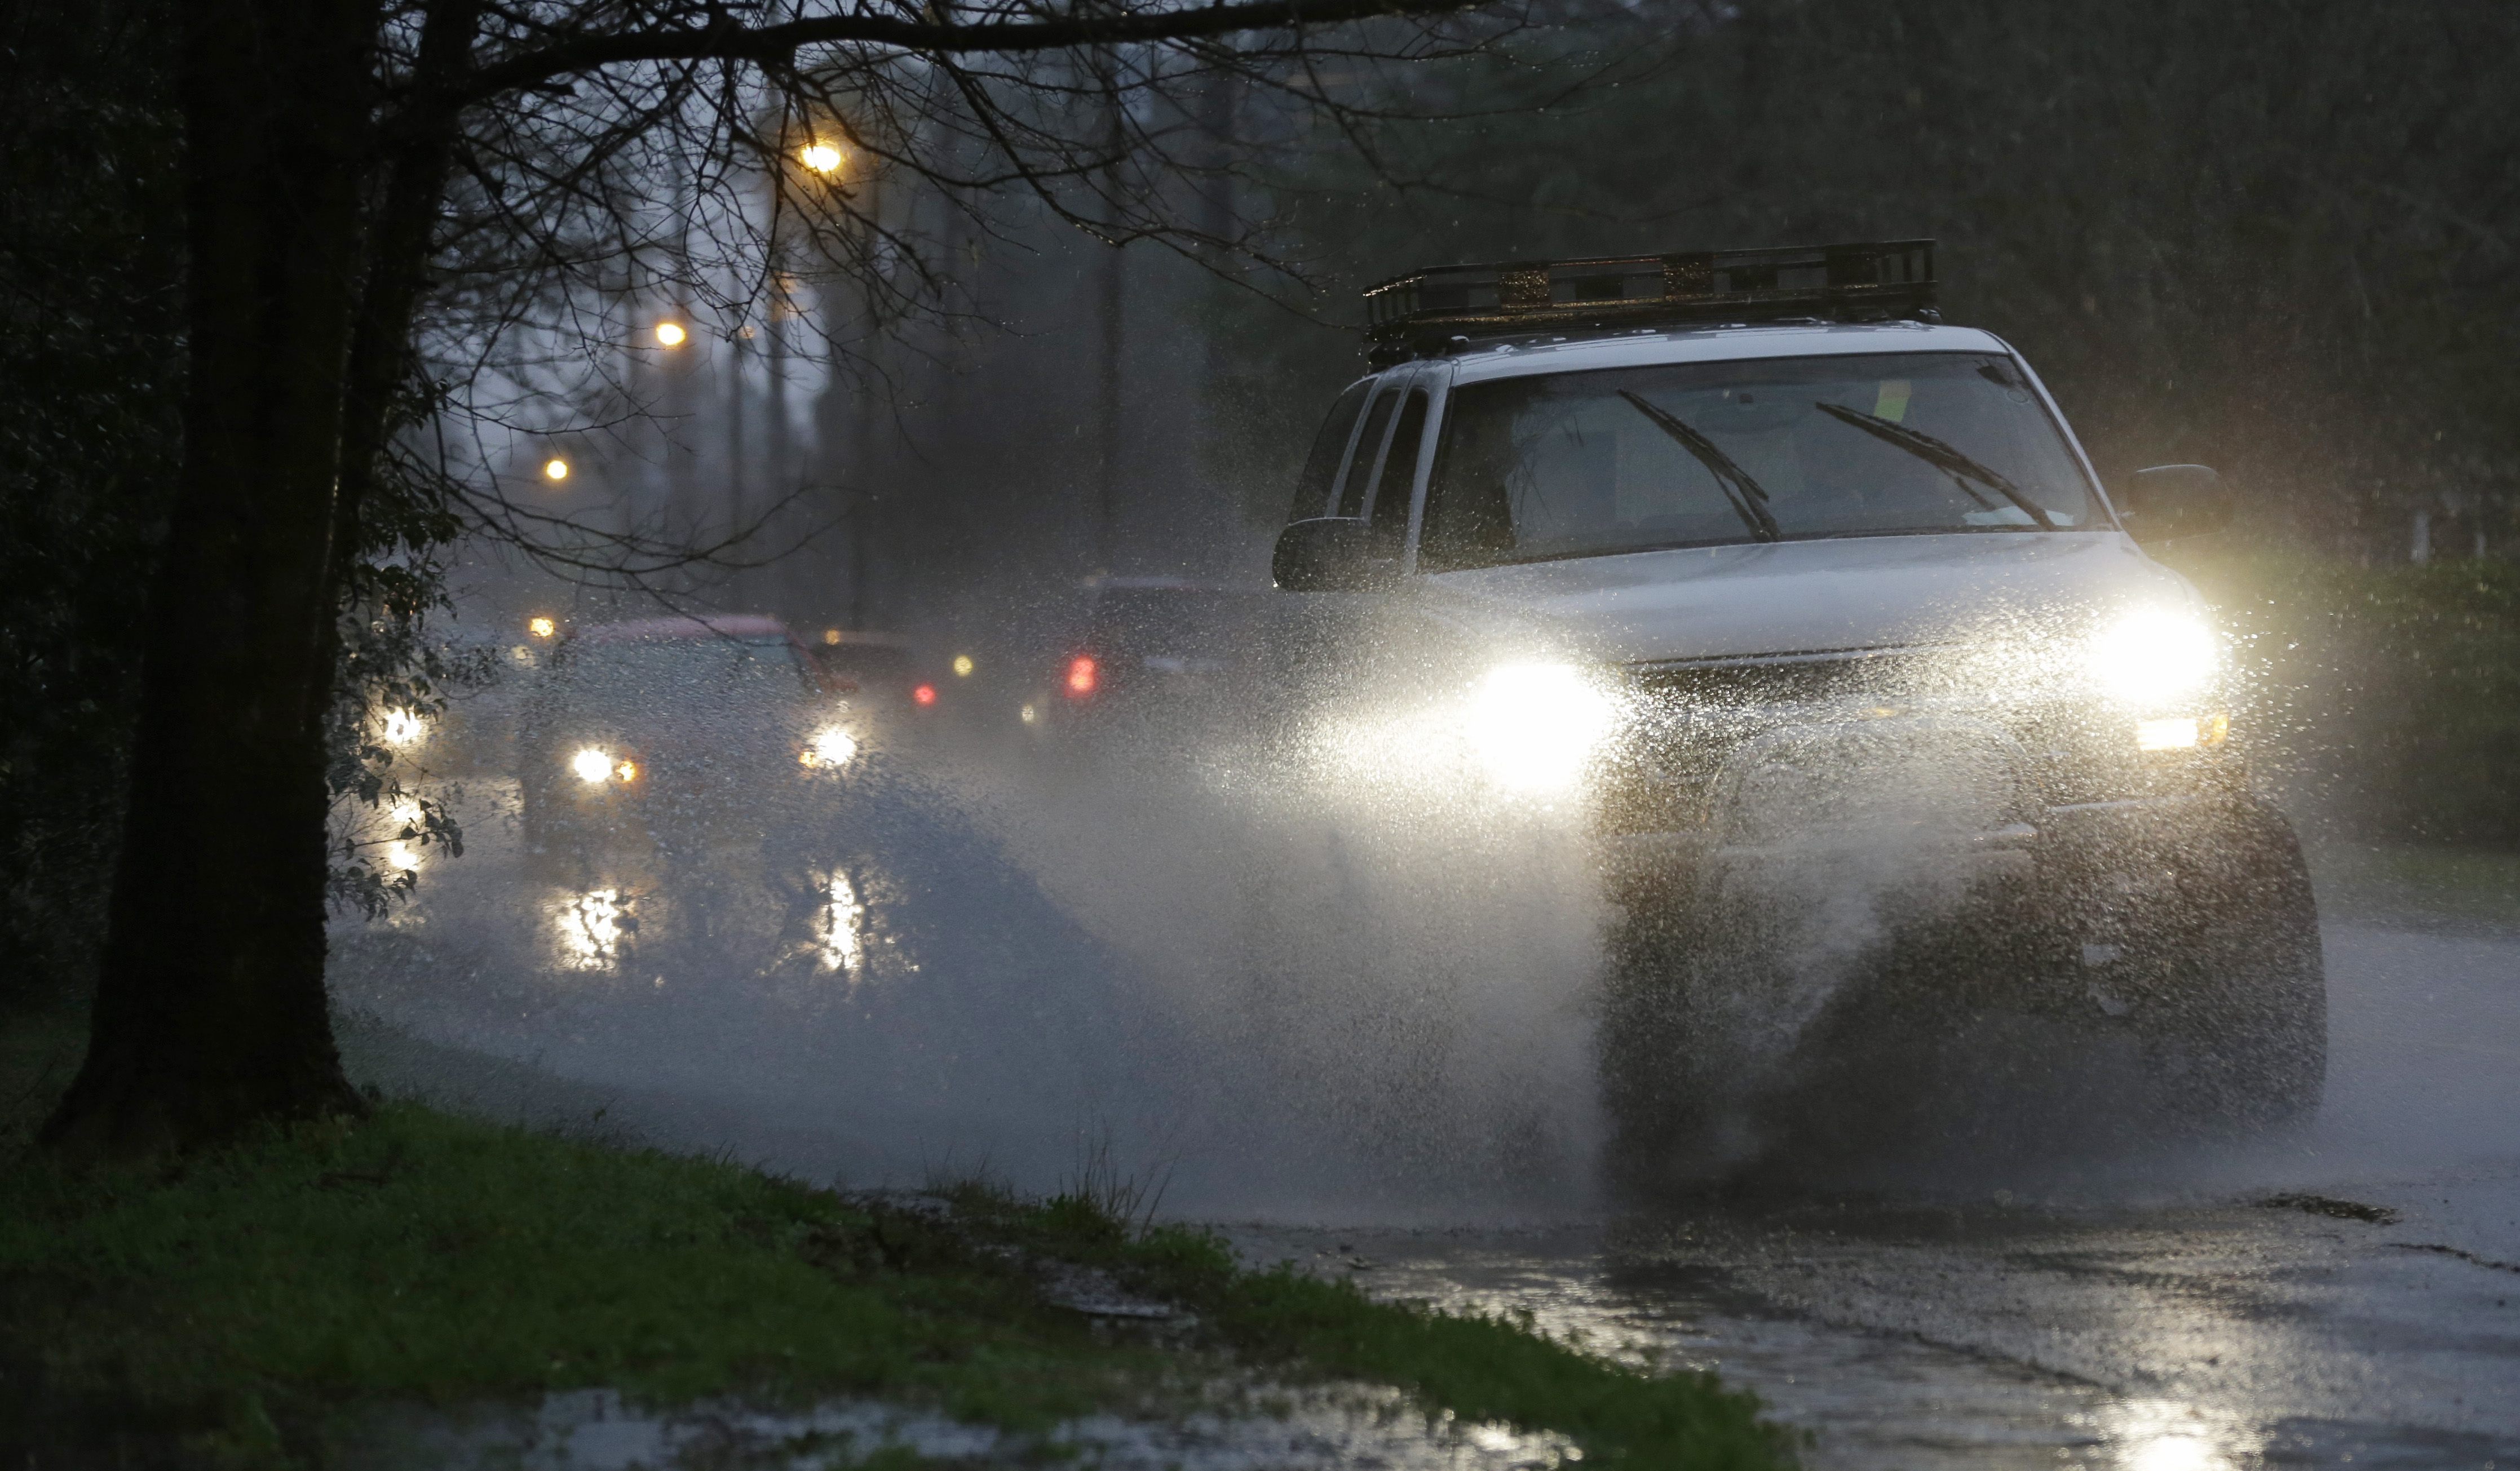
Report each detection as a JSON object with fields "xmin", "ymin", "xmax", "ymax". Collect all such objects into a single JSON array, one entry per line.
[
  {"xmin": 1228, "ymin": 921, "xmax": 2520, "ymax": 1470},
  {"xmin": 341, "ymin": 757, "xmax": 2520, "ymax": 1469}
]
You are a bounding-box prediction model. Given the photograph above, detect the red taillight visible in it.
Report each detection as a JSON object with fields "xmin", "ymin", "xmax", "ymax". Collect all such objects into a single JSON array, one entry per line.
[
  {"xmin": 912, "ymin": 683, "xmax": 938, "ymax": 707},
  {"xmin": 1064, "ymin": 656, "xmax": 1098, "ymax": 697}
]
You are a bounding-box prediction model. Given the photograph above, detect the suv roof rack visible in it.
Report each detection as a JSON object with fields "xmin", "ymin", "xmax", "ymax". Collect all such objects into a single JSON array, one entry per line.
[{"xmin": 1361, "ymin": 240, "xmax": 1936, "ymax": 361}]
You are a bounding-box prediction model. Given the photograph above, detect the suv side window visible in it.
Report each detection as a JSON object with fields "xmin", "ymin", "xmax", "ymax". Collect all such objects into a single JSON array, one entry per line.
[
  {"xmin": 1419, "ymin": 395, "xmax": 1513, "ymax": 572},
  {"xmin": 1287, "ymin": 380, "xmax": 1372, "ymax": 522},
  {"xmin": 1368, "ymin": 389, "xmax": 1430, "ymax": 547},
  {"xmin": 1334, "ymin": 387, "xmax": 1403, "ymax": 518}
]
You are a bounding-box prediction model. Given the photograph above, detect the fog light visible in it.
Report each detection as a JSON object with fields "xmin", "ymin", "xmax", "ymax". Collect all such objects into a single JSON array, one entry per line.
[{"xmin": 2136, "ymin": 713, "xmax": 2227, "ymax": 751}]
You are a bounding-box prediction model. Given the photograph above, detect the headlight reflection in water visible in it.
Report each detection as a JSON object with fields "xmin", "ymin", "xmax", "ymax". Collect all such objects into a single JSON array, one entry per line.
[
  {"xmin": 379, "ymin": 796, "xmax": 427, "ymax": 876},
  {"xmin": 817, "ymin": 871, "xmax": 865, "ymax": 975},
  {"xmin": 2100, "ymin": 1398, "xmax": 2255, "ymax": 1471},
  {"xmin": 552, "ymin": 888, "xmax": 630, "ymax": 971},
  {"xmin": 802, "ymin": 725, "xmax": 857, "ymax": 769}
]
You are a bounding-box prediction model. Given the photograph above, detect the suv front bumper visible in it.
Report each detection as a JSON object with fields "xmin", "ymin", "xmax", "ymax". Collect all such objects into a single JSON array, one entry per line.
[{"xmin": 1601, "ymin": 790, "xmax": 2249, "ymax": 906}]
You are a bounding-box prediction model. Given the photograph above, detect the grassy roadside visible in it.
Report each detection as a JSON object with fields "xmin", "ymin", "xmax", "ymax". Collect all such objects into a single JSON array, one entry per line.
[
  {"xmin": 2307, "ymin": 842, "xmax": 2520, "ymax": 933},
  {"xmin": 1, "ymin": 1009, "xmax": 1792, "ymax": 1469}
]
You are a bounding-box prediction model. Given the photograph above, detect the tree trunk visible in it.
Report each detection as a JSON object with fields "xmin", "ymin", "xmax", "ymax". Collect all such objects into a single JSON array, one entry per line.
[{"xmin": 42, "ymin": 0, "xmax": 382, "ymax": 1159}]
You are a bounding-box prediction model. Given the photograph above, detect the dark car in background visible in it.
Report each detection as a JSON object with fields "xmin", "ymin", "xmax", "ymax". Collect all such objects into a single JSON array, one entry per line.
[
  {"xmin": 806, "ymin": 630, "xmax": 959, "ymax": 723},
  {"xmin": 516, "ymin": 615, "xmax": 858, "ymax": 866},
  {"xmin": 1020, "ymin": 577, "xmax": 1276, "ymax": 734}
]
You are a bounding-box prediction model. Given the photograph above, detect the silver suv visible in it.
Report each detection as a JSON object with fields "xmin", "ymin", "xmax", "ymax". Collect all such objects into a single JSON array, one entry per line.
[{"xmin": 1271, "ymin": 242, "xmax": 2324, "ymax": 1186}]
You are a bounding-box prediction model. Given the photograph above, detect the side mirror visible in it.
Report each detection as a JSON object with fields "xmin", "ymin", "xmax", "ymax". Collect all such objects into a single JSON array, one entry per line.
[
  {"xmin": 2120, "ymin": 464, "xmax": 2233, "ymax": 544},
  {"xmin": 1272, "ymin": 517, "xmax": 1395, "ymax": 592}
]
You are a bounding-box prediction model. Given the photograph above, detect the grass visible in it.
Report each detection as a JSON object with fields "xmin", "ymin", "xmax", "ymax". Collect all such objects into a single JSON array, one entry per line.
[
  {"xmin": 1, "ymin": 1013, "xmax": 1793, "ymax": 1469},
  {"xmin": 2172, "ymin": 548, "xmax": 2520, "ymax": 848},
  {"xmin": 2307, "ymin": 841, "xmax": 2520, "ymax": 932},
  {"xmin": 943, "ymin": 1180, "xmax": 1792, "ymax": 1468}
]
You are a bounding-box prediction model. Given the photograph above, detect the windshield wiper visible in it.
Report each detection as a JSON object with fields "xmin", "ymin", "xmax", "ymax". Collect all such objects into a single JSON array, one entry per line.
[
  {"xmin": 1814, "ymin": 401, "xmax": 2056, "ymax": 530},
  {"xmin": 1616, "ymin": 391, "xmax": 1781, "ymax": 542}
]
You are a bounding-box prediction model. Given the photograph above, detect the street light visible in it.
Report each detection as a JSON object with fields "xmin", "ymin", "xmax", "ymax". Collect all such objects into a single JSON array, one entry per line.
[
  {"xmin": 801, "ymin": 141, "xmax": 844, "ymax": 175},
  {"xmin": 542, "ymin": 456, "xmax": 570, "ymax": 482},
  {"xmin": 654, "ymin": 320, "xmax": 688, "ymax": 348},
  {"xmin": 528, "ymin": 615, "xmax": 558, "ymax": 639}
]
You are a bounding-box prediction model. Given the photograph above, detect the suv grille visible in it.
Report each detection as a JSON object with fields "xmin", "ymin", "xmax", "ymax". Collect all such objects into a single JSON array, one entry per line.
[{"xmin": 1595, "ymin": 648, "xmax": 2210, "ymax": 837}]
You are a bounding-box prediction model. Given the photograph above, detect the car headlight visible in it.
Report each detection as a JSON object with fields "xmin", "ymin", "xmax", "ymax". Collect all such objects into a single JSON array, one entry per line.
[
  {"xmin": 1466, "ymin": 662, "xmax": 1617, "ymax": 793},
  {"xmin": 801, "ymin": 725, "xmax": 857, "ymax": 769},
  {"xmin": 2087, "ymin": 609, "xmax": 2218, "ymax": 705},
  {"xmin": 571, "ymin": 747, "xmax": 635, "ymax": 785}
]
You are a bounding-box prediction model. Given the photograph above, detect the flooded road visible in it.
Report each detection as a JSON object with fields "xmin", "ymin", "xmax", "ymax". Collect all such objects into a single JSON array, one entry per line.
[
  {"xmin": 333, "ymin": 753, "xmax": 2520, "ymax": 1468},
  {"xmin": 1229, "ymin": 921, "xmax": 2520, "ymax": 1469}
]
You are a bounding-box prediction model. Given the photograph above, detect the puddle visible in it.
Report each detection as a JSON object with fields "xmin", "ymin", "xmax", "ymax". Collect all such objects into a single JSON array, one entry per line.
[{"xmin": 355, "ymin": 1384, "xmax": 1582, "ymax": 1469}]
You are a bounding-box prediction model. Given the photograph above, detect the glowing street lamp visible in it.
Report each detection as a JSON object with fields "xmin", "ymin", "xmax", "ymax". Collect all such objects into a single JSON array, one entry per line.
[
  {"xmin": 528, "ymin": 615, "xmax": 558, "ymax": 639},
  {"xmin": 800, "ymin": 141, "xmax": 845, "ymax": 175},
  {"xmin": 542, "ymin": 455, "xmax": 570, "ymax": 482},
  {"xmin": 654, "ymin": 320, "xmax": 688, "ymax": 348}
]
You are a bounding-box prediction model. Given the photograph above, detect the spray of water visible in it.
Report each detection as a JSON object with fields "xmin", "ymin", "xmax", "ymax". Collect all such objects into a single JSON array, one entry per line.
[{"xmin": 329, "ymin": 592, "xmax": 2476, "ymax": 1223}]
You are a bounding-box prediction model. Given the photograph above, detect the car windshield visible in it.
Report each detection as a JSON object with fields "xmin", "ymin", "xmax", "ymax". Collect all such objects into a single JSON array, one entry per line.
[
  {"xmin": 548, "ymin": 636, "xmax": 807, "ymax": 714},
  {"xmin": 1418, "ymin": 351, "xmax": 2102, "ymax": 571}
]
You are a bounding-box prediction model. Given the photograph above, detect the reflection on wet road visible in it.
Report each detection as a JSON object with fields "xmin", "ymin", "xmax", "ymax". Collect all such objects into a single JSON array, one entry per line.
[
  {"xmin": 330, "ymin": 760, "xmax": 2520, "ymax": 1469},
  {"xmin": 330, "ymin": 769, "xmax": 1161, "ymax": 1191},
  {"xmin": 1230, "ymin": 921, "xmax": 2520, "ymax": 1469},
  {"xmin": 552, "ymin": 887, "xmax": 631, "ymax": 971},
  {"xmin": 816, "ymin": 869, "xmax": 864, "ymax": 976}
]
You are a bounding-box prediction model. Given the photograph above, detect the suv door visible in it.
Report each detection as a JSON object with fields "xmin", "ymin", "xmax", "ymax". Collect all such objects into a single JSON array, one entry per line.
[{"xmin": 1360, "ymin": 373, "xmax": 1440, "ymax": 565}]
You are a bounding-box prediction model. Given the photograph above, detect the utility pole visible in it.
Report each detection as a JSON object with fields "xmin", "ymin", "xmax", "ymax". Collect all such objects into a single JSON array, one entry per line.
[
  {"xmin": 727, "ymin": 325, "xmax": 749, "ymax": 605},
  {"xmin": 851, "ymin": 172, "xmax": 887, "ymax": 630},
  {"xmin": 662, "ymin": 298, "xmax": 697, "ymax": 574},
  {"xmin": 767, "ymin": 272, "xmax": 794, "ymax": 623},
  {"xmin": 1094, "ymin": 70, "xmax": 1129, "ymax": 576}
]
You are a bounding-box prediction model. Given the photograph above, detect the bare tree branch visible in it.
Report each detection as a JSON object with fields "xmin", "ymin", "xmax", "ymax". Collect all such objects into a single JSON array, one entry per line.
[{"xmin": 454, "ymin": 0, "xmax": 1496, "ymax": 108}]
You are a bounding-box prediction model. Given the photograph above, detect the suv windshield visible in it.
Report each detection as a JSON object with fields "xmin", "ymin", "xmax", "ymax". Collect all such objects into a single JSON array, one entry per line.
[{"xmin": 1418, "ymin": 351, "xmax": 2102, "ymax": 571}]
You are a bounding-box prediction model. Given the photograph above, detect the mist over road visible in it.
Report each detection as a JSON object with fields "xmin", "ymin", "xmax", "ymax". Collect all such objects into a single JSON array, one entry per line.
[
  {"xmin": 333, "ymin": 752, "xmax": 2519, "ymax": 1468},
  {"xmin": 1234, "ymin": 920, "xmax": 2520, "ymax": 1470}
]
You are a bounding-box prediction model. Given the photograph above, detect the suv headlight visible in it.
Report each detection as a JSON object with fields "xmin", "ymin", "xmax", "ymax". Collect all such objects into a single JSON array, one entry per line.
[
  {"xmin": 2088, "ymin": 609, "xmax": 2218, "ymax": 706},
  {"xmin": 1466, "ymin": 662, "xmax": 1616, "ymax": 794}
]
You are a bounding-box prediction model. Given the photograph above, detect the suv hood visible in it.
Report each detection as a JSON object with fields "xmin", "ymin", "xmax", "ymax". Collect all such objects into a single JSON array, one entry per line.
[{"xmin": 1420, "ymin": 533, "xmax": 2198, "ymax": 665}]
